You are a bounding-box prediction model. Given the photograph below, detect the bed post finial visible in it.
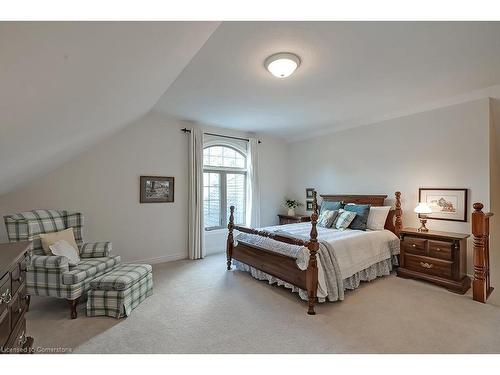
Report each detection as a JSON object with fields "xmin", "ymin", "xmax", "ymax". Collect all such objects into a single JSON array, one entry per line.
[
  {"xmin": 394, "ymin": 191, "xmax": 402, "ymax": 237},
  {"xmin": 312, "ymin": 190, "xmax": 318, "ymax": 215},
  {"xmin": 306, "ymin": 211, "xmax": 319, "ymax": 315},
  {"xmin": 227, "ymin": 205, "xmax": 235, "ymax": 270}
]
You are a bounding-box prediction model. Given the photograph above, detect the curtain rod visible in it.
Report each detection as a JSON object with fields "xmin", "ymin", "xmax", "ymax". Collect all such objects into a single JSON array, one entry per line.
[{"xmin": 181, "ymin": 128, "xmax": 261, "ymax": 144}]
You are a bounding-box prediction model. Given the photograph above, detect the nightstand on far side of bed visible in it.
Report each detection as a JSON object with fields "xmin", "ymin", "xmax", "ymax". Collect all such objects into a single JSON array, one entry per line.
[
  {"xmin": 277, "ymin": 214, "xmax": 311, "ymax": 225},
  {"xmin": 397, "ymin": 227, "xmax": 471, "ymax": 294}
]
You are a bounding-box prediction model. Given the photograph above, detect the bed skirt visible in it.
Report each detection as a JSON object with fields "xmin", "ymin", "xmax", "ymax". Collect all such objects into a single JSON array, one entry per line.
[{"xmin": 233, "ymin": 255, "xmax": 399, "ymax": 303}]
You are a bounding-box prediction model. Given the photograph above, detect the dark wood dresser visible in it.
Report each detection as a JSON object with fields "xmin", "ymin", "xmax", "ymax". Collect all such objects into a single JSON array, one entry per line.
[
  {"xmin": 278, "ymin": 214, "xmax": 311, "ymax": 225},
  {"xmin": 0, "ymin": 241, "xmax": 33, "ymax": 354},
  {"xmin": 397, "ymin": 228, "xmax": 470, "ymax": 294}
]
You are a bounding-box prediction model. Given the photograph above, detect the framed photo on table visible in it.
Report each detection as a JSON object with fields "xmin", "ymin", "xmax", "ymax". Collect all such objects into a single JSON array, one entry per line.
[{"xmin": 418, "ymin": 188, "xmax": 468, "ymax": 222}]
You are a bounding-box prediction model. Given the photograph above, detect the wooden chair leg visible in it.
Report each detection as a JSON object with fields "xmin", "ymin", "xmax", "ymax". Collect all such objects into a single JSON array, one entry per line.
[{"xmin": 68, "ymin": 298, "xmax": 79, "ymax": 319}]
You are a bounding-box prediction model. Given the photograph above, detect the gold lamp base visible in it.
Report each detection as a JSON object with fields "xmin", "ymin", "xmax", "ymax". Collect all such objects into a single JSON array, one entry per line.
[{"xmin": 418, "ymin": 216, "xmax": 429, "ymax": 232}]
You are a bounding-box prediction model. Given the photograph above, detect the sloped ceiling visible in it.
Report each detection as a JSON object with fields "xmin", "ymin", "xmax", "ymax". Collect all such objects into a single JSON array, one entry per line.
[
  {"xmin": 0, "ymin": 22, "xmax": 219, "ymax": 195},
  {"xmin": 154, "ymin": 22, "xmax": 500, "ymax": 140}
]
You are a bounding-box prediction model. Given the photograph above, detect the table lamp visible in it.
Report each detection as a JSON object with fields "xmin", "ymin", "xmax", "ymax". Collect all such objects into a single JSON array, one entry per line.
[{"xmin": 414, "ymin": 202, "xmax": 432, "ymax": 232}]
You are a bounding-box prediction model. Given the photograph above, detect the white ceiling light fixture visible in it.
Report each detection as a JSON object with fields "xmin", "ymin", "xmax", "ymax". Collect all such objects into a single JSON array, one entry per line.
[{"xmin": 264, "ymin": 52, "xmax": 301, "ymax": 78}]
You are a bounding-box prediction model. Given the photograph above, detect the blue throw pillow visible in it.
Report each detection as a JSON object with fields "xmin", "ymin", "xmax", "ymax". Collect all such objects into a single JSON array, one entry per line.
[
  {"xmin": 343, "ymin": 204, "xmax": 371, "ymax": 231},
  {"xmin": 319, "ymin": 201, "xmax": 343, "ymax": 216}
]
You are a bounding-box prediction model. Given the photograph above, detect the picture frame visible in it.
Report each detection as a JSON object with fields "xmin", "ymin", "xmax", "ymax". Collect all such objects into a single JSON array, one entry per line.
[
  {"xmin": 305, "ymin": 188, "xmax": 315, "ymax": 199},
  {"xmin": 306, "ymin": 200, "xmax": 314, "ymax": 211},
  {"xmin": 140, "ymin": 176, "xmax": 174, "ymax": 203},
  {"xmin": 418, "ymin": 188, "xmax": 468, "ymax": 222}
]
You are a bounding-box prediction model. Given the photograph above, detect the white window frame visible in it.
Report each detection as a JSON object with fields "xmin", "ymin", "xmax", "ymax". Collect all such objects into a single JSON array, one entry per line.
[{"xmin": 203, "ymin": 144, "xmax": 247, "ymax": 231}]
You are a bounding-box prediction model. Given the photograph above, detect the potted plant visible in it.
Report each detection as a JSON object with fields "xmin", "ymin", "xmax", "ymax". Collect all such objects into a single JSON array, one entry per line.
[{"xmin": 285, "ymin": 198, "xmax": 302, "ymax": 216}]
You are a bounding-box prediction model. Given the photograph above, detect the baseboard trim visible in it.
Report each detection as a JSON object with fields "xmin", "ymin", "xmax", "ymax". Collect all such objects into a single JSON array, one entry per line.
[{"xmin": 131, "ymin": 252, "xmax": 187, "ymax": 265}]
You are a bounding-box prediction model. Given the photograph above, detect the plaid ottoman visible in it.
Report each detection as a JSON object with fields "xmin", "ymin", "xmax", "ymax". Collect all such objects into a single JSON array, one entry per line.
[{"xmin": 86, "ymin": 263, "xmax": 153, "ymax": 318}]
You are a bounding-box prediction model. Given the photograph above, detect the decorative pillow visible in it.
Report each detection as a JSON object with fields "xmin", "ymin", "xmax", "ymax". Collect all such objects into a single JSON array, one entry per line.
[
  {"xmin": 319, "ymin": 201, "xmax": 343, "ymax": 216},
  {"xmin": 334, "ymin": 209, "xmax": 357, "ymax": 230},
  {"xmin": 366, "ymin": 206, "xmax": 392, "ymax": 231},
  {"xmin": 317, "ymin": 210, "xmax": 339, "ymax": 228},
  {"xmin": 39, "ymin": 227, "xmax": 79, "ymax": 256},
  {"xmin": 49, "ymin": 240, "xmax": 81, "ymax": 266},
  {"xmin": 344, "ymin": 204, "xmax": 371, "ymax": 231}
]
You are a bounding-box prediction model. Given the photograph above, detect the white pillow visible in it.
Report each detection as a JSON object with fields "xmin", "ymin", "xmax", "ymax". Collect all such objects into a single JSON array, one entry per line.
[
  {"xmin": 366, "ymin": 206, "xmax": 391, "ymax": 231},
  {"xmin": 49, "ymin": 240, "xmax": 81, "ymax": 266}
]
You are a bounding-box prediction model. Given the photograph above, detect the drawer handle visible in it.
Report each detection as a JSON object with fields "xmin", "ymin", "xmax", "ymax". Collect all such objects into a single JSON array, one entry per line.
[
  {"xmin": 18, "ymin": 307, "xmax": 22, "ymax": 314},
  {"xmin": 412, "ymin": 244, "xmax": 416, "ymax": 248},
  {"xmin": 420, "ymin": 262, "xmax": 434, "ymax": 269},
  {"xmin": 0, "ymin": 289, "xmax": 12, "ymax": 304},
  {"xmin": 18, "ymin": 331, "xmax": 27, "ymax": 346},
  {"xmin": 436, "ymin": 248, "xmax": 441, "ymax": 251}
]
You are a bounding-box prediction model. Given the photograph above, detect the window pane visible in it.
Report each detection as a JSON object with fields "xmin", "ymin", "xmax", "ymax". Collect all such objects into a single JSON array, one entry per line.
[
  {"xmin": 203, "ymin": 172, "xmax": 221, "ymax": 228},
  {"xmin": 203, "ymin": 146, "xmax": 246, "ymax": 169},
  {"xmin": 226, "ymin": 173, "xmax": 246, "ymax": 225}
]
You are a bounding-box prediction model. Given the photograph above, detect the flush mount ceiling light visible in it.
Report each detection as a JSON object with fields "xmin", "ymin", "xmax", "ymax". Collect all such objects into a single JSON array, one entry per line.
[{"xmin": 264, "ymin": 52, "xmax": 301, "ymax": 78}]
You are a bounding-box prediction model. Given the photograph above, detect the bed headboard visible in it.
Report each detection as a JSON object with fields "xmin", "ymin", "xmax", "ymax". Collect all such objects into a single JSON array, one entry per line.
[{"xmin": 319, "ymin": 192, "xmax": 402, "ymax": 236}]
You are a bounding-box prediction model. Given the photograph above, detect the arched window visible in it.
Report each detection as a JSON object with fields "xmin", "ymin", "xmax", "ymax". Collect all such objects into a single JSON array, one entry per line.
[{"xmin": 203, "ymin": 145, "xmax": 247, "ymax": 230}]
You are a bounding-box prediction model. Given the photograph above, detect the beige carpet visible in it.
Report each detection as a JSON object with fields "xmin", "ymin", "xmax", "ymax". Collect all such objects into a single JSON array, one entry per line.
[{"xmin": 26, "ymin": 253, "xmax": 500, "ymax": 353}]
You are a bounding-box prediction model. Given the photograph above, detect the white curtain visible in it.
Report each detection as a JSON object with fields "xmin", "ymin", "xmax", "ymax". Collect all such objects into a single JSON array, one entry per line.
[
  {"xmin": 246, "ymin": 138, "xmax": 261, "ymax": 227},
  {"xmin": 188, "ymin": 128, "xmax": 204, "ymax": 259}
]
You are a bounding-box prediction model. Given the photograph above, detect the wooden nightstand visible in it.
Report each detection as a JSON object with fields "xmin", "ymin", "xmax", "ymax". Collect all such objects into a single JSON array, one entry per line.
[
  {"xmin": 397, "ymin": 228, "xmax": 471, "ymax": 294},
  {"xmin": 277, "ymin": 214, "xmax": 311, "ymax": 225}
]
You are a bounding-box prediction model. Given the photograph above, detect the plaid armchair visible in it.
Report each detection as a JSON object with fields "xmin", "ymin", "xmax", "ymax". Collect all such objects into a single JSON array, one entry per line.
[{"xmin": 4, "ymin": 209, "xmax": 121, "ymax": 319}]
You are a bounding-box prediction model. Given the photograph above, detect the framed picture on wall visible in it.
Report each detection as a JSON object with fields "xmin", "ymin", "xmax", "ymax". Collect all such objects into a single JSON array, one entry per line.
[
  {"xmin": 140, "ymin": 176, "xmax": 175, "ymax": 203},
  {"xmin": 305, "ymin": 188, "xmax": 315, "ymax": 199},
  {"xmin": 306, "ymin": 201, "xmax": 314, "ymax": 211},
  {"xmin": 418, "ymin": 188, "xmax": 468, "ymax": 222}
]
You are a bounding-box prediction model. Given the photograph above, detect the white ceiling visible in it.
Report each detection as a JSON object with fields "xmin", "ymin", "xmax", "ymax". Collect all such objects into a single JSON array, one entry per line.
[
  {"xmin": 0, "ymin": 22, "xmax": 219, "ymax": 194},
  {"xmin": 154, "ymin": 22, "xmax": 500, "ymax": 140},
  {"xmin": 2, "ymin": 22, "xmax": 500, "ymax": 195}
]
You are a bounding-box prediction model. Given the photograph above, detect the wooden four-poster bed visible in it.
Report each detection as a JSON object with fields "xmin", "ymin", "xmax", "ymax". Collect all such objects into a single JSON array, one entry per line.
[{"xmin": 226, "ymin": 191, "xmax": 403, "ymax": 315}]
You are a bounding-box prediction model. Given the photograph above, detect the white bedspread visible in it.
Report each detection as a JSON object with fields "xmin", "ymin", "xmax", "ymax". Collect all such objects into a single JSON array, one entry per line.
[{"xmin": 234, "ymin": 222, "xmax": 399, "ymax": 300}]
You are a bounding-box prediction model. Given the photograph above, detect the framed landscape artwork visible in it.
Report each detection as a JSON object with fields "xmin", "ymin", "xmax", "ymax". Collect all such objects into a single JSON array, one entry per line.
[
  {"xmin": 140, "ymin": 176, "xmax": 174, "ymax": 203},
  {"xmin": 418, "ymin": 188, "xmax": 467, "ymax": 222},
  {"xmin": 306, "ymin": 200, "xmax": 314, "ymax": 211}
]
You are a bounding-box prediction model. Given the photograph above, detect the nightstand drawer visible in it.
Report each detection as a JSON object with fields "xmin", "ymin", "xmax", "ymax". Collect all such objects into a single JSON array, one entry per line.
[
  {"xmin": 428, "ymin": 240, "xmax": 453, "ymax": 260},
  {"xmin": 405, "ymin": 254, "xmax": 453, "ymax": 278},
  {"xmin": 402, "ymin": 237, "xmax": 426, "ymax": 255}
]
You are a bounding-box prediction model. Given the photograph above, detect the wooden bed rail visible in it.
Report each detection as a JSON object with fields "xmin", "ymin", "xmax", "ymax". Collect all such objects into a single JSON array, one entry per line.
[{"xmin": 472, "ymin": 202, "xmax": 494, "ymax": 303}]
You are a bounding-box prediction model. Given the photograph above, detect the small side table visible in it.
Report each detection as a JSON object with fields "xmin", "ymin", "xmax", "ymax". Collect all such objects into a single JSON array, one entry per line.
[{"xmin": 277, "ymin": 214, "xmax": 311, "ymax": 225}]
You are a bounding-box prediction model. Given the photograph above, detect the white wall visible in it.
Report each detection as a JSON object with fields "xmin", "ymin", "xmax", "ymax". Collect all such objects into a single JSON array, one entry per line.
[
  {"xmin": 286, "ymin": 99, "xmax": 492, "ymax": 275},
  {"xmin": 489, "ymin": 99, "xmax": 500, "ymax": 305},
  {"xmin": 0, "ymin": 111, "xmax": 288, "ymax": 262}
]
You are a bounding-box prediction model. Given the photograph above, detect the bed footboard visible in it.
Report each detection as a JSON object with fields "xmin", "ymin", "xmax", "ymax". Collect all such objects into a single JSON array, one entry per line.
[{"xmin": 227, "ymin": 192, "xmax": 320, "ymax": 315}]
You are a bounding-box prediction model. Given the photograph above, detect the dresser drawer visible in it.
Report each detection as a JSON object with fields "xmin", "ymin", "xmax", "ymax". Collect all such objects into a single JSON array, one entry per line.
[
  {"xmin": 10, "ymin": 263, "xmax": 25, "ymax": 296},
  {"xmin": 6, "ymin": 317, "xmax": 26, "ymax": 351},
  {"xmin": 405, "ymin": 253, "xmax": 453, "ymax": 278},
  {"xmin": 0, "ymin": 274, "xmax": 11, "ymax": 316},
  {"xmin": 0, "ymin": 305, "xmax": 10, "ymax": 349},
  {"xmin": 9, "ymin": 289, "xmax": 24, "ymax": 331},
  {"xmin": 428, "ymin": 240, "xmax": 453, "ymax": 260},
  {"xmin": 402, "ymin": 237, "xmax": 427, "ymax": 255}
]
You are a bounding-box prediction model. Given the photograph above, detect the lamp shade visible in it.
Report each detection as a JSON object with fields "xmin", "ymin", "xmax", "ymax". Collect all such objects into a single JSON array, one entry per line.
[{"xmin": 414, "ymin": 202, "xmax": 432, "ymax": 214}]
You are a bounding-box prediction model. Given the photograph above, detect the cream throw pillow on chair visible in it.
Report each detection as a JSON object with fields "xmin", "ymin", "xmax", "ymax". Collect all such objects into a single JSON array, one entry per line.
[
  {"xmin": 39, "ymin": 227, "xmax": 79, "ymax": 256},
  {"xmin": 49, "ymin": 240, "xmax": 81, "ymax": 266}
]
